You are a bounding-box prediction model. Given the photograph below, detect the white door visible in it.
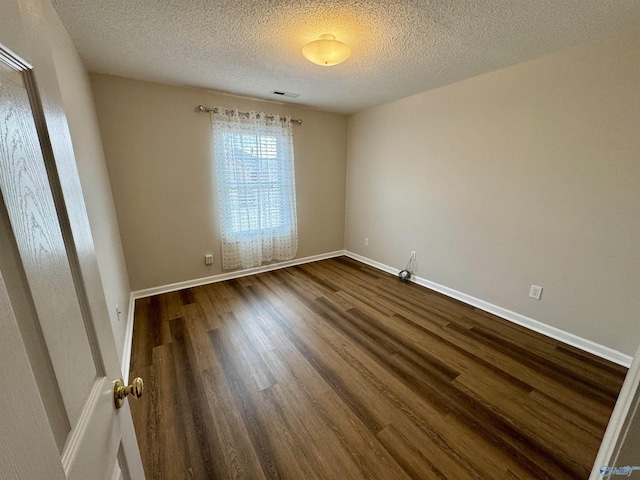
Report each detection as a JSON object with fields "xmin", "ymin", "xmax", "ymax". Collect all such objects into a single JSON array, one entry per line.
[{"xmin": 0, "ymin": 45, "xmax": 144, "ymax": 480}]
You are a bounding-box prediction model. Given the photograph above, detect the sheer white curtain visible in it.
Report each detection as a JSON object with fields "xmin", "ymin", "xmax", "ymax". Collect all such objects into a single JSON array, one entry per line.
[{"xmin": 211, "ymin": 108, "xmax": 298, "ymax": 270}]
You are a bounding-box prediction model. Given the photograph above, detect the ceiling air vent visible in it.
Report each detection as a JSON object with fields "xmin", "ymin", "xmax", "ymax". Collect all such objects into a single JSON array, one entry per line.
[{"xmin": 271, "ymin": 90, "xmax": 300, "ymax": 98}]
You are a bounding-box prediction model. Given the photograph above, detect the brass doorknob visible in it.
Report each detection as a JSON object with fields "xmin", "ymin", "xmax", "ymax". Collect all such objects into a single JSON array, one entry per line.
[{"xmin": 113, "ymin": 377, "xmax": 144, "ymax": 409}]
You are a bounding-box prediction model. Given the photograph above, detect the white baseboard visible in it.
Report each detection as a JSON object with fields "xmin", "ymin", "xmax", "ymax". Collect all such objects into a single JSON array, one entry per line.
[
  {"xmin": 120, "ymin": 250, "xmax": 347, "ymax": 378},
  {"xmin": 345, "ymin": 251, "xmax": 633, "ymax": 367},
  {"xmin": 131, "ymin": 250, "xmax": 346, "ymax": 299}
]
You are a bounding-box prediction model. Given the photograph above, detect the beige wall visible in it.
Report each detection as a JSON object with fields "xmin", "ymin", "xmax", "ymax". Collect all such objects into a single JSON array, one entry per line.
[
  {"xmin": 90, "ymin": 75, "xmax": 347, "ymax": 291},
  {"xmin": 346, "ymin": 26, "xmax": 640, "ymax": 356},
  {"xmin": 44, "ymin": 8, "xmax": 131, "ymax": 361}
]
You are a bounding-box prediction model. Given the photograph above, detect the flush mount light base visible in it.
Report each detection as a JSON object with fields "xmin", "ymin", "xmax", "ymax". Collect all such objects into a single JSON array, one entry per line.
[{"xmin": 302, "ymin": 34, "xmax": 351, "ymax": 66}]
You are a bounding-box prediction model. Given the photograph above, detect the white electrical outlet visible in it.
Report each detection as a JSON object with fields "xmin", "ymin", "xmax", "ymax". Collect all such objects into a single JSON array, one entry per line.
[
  {"xmin": 115, "ymin": 304, "xmax": 122, "ymax": 321},
  {"xmin": 205, "ymin": 254, "xmax": 213, "ymax": 265},
  {"xmin": 410, "ymin": 251, "xmax": 416, "ymax": 260},
  {"xmin": 364, "ymin": 237, "xmax": 369, "ymax": 246},
  {"xmin": 529, "ymin": 285, "xmax": 543, "ymax": 300}
]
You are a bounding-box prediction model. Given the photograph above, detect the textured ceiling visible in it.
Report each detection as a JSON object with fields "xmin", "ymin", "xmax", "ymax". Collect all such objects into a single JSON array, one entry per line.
[{"xmin": 52, "ymin": 0, "xmax": 640, "ymax": 114}]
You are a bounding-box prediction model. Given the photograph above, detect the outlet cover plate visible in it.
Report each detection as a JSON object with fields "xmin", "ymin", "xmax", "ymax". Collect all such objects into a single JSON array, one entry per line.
[{"xmin": 529, "ymin": 285, "xmax": 543, "ymax": 300}]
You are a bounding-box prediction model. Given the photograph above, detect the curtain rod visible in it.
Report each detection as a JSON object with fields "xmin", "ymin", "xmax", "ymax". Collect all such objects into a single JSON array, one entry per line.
[{"xmin": 196, "ymin": 105, "xmax": 302, "ymax": 125}]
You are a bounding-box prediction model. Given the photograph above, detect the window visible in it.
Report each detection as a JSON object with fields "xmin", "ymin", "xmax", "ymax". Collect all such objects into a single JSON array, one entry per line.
[
  {"xmin": 211, "ymin": 109, "xmax": 298, "ymax": 270},
  {"xmin": 220, "ymin": 132, "xmax": 292, "ymax": 235}
]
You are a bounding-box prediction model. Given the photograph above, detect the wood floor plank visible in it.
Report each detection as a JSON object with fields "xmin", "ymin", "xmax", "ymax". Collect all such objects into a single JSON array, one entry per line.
[
  {"xmin": 441, "ymin": 322, "xmax": 617, "ymax": 419},
  {"xmin": 454, "ymin": 372, "xmax": 599, "ymax": 473},
  {"xmin": 193, "ymin": 286, "xmax": 223, "ymax": 330},
  {"xmin": 527, "ymin": 389, "xmax": 607, "ymax": 435},
  {"xmin": 200, "ymin": 366, "xmax": 269, "ymax": 480},
  {"xmin": 170, "ymin": 317, "xmax": 230, "ymax": 479},
  {"xmin": 261, "ymin": 348, "xmax": 412, "ymax": 480},
  {"xmin": 251, "ymin": 276, "xmax": 530, "ymax": 479},
  {"xmin": 457, "ymin": 310, "xmax": 624, "ymax": 395},
  {"xmin": 244, "ymin": 281, "xmax": 395, "ymax": 433},
  {"xmin": 128, "ymin": 257, "xmax": 627, "ymax": 480},
  {"xmin": 383, "ymin": 304, "xmax": 620, "ymax": 422},
  {"xmin": 260, "ymin": 338, "xmax": 332, "ymax": 400},
  {"xmin": 210, "ymin": 327, "xmax": 298, "ymax": 480},
  {"xmin": 182, "ymin": 306, "xmax": 219, "ymax": 373},
  {"xmin": 150, "ymin": 344, "xmax": 191, "ymax": 480},
  {"xmin": 377, "ymin": 422, "xmax": 478, "ymax": 480},
  {"xmin": 260, "ymin": 382, "xmax": 363, "ymax": 480},
  {"xmin": 457, "ymin": 321, "xmax": 621, "ymax": 401}
]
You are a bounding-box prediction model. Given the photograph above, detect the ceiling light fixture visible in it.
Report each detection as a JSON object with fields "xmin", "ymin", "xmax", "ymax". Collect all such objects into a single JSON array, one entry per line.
[{"xmin": 302, "ymin": 34, "xmax": 351, "ymax": 66}]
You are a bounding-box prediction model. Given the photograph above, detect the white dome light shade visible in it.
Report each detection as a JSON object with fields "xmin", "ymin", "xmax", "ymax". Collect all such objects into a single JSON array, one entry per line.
[{"xmin": 302, "ymin": 34, "xmax": 351, "ymax": 66}]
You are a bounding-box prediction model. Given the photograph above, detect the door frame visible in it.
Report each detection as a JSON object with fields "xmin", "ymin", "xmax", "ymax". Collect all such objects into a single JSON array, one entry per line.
[{"xmin": 590, "ymin": 343, "xmax": 640, "ymax": 478}]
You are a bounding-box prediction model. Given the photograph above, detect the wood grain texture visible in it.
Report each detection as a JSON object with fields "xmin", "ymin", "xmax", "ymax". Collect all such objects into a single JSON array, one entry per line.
[
  {"xmin": 0, "ymin": 255, "xmax": 66, "ymax": 480},
  {"xmin": 0, "ymin": 60, "xmax": 95, "ymax": 423},
  {"xmin": 129, "ymin": 257, "xmax": 627, "ymax": 480},
  {"xmin": 1, "ymin": 41, "xmax": 144, "ymax": 479},
  {"xmin": 0, "ymin": 166, "xmax": 70, "ymax": 451}
]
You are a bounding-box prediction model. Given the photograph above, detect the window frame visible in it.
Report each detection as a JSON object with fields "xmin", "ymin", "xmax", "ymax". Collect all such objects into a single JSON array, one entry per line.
[{"xmin": 216, "ymin": 129, "xmax": 295, "ymax": 240}]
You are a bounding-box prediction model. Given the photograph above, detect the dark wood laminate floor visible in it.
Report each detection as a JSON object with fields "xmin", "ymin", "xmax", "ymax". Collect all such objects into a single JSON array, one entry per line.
[{"xmin": 129, "ymin": 257, "xmax": 627, "ymax": 480}]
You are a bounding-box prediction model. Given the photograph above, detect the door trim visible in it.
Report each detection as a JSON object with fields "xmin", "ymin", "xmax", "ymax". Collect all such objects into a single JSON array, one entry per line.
[{"xmin": 61, "ymin": 378, "xmax": 103, "ymax": 472}]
